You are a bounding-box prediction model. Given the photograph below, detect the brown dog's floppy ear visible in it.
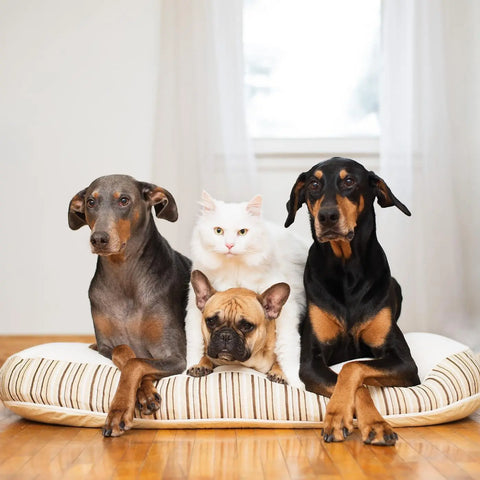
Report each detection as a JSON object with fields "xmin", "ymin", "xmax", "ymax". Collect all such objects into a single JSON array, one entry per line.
[
  {"xmin": 68, "ymin": 188, "xmax": 87, "ymax": 230},
  {"xmin": 285, "ymin": 172, "xmax": 307, "ymax": 227},
  {"xmin": 259, "ymin": 283, "xmax": 290, "ymax": 320},
  {"xmin": 369, "ymin": 172, "xmax": 411, "ymax": 216},
  {"xmin": 141, "ymin": 183, "xmax": 178, "ymax": 222},
  {"xmin": 191, "ymin": 270, "xmax": 216, "ymax": 312}
]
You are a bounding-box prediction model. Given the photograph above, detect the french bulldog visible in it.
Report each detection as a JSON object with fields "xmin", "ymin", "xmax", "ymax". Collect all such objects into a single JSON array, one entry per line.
[{"xmin": 187, "ymin": 270, "xmax": 290, "ymax": 384}]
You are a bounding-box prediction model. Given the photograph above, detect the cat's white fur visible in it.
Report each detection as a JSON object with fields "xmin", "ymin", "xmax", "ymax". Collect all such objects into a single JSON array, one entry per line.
[{"xmin": 185, "ymin": 191, "xmax": 308, "ymax": 388}]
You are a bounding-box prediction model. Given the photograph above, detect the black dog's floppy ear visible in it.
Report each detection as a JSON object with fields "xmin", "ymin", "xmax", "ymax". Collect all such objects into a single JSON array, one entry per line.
[
  {"xmin": 68, "ymin": 188, "xmax": 87, "ymax": 230},
  {"xmin": 285, "ymin": 172, "xmax": 307, "ymax": 227},
  {"xmin": 190, "ymin": 270, "xmax": 216, "ymax": 312},
  {"xmin": 369, "ymin": 172, "xmax": 411, "ymax": 216},
  {"xmin": 141, "ymin": 182, "xmax": 178, "ymax": 222}
]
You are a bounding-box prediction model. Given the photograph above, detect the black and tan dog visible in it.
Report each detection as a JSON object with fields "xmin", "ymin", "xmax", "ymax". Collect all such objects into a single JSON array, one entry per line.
[
  {"xmin": 285, "ymin": 157, "xmax": 419, "ymax": 446},
  {"xmin": 69, "ymin": 174, "xmax": 191, "ymax": 437},
  {"xmin": 187, "ymin": 270, "xmax": 290, "ymax": 384}
]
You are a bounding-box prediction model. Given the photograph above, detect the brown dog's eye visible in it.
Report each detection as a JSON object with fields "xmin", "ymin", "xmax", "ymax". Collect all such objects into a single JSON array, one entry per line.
[
  {"xmin": 87, "ymin": 198, "xmax": 96, "ymax": 208},
  {"xmin": 239, "ymin": 320, "xmax": 255, "ymax": 333},
  {"xmin": 119, "ymin": 196, "xmax": 130, "ymax": 207}
]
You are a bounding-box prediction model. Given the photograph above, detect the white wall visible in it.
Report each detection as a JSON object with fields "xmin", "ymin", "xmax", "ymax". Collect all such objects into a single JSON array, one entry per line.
[{"xmin": 0, "ymin": 0, "xmax": 162, "ymax": 333}]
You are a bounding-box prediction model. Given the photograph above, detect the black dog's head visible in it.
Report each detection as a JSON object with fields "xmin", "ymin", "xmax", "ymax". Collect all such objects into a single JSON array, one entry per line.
[
  {"xmin": 285, "ymin": 157, "xmax": 410, "ymax": 245},
  {"xmin": 68, "ymin": 174, "xmax": 178, "ymax": 256}
]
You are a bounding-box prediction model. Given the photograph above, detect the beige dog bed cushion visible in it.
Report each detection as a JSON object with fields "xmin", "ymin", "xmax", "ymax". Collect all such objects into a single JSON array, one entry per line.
[{"xmin": 1, "ymin": 332, "xmax": 479, "ymax": 429}]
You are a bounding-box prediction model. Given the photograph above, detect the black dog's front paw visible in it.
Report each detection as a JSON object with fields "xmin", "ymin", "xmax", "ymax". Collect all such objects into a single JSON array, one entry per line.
[{"xmin": 187, "ymin": 365, "xmax": 213, "ymax": 377}]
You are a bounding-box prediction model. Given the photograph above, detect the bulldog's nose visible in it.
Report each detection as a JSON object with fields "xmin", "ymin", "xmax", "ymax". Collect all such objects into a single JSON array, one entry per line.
[
  {"xmin": 219, "ymin": 331, "xmax": 232, "ymax": 345},
  {"xmin": 90, "ymin": 231, "xmax": 110, "ymax": 247},
  {"xmin": 319, "ymin": 207, "xmax": 339, "ymax": 228}
]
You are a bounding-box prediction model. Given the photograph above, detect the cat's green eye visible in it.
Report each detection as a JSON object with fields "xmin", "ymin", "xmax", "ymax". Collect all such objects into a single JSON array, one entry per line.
[
  {"xmin": 214, "ymin": 227, "xmax": 224, "ymax": 235},
  {"xmin": 238, "ymin": 228, "xmax": 248, "ymax": 236}
]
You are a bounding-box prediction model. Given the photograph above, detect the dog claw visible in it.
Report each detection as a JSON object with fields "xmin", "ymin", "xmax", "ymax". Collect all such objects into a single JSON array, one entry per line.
[
  {"xmin": 102, "ymin": 428, "xmax": 112, "ymax": 437},
  {"xmin": 343, "ymin": 427, "xmax": 350, "ymax": 438}
]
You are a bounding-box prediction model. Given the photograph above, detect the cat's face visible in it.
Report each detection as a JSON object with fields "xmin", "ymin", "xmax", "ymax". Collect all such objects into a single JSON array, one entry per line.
[{"xmin": 195, "ymin": 191, "xmax": 265, "ymax": 258}]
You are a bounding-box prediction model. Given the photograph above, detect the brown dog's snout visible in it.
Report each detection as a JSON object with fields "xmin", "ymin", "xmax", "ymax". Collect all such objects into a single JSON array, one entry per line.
[
  {"xmin": 319, "ymin": 207, "xmax": 339, "ymax": 228},
  {"xmin": 90, "ymin": 231, "xmax": 110, "ymax": 249}
]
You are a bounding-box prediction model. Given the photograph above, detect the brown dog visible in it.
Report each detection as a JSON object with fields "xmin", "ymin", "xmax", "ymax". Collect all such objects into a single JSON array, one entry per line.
[
  {"xmin": 187, "ymin": 270, "xmax": 290, "ymax": 384},
  {"xmin": 68, "ymin": 174, "xmax": 191, "ymax": 437}
]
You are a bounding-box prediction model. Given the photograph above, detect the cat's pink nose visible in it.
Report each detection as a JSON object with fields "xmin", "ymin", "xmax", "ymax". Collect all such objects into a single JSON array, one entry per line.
[{"xmin": 226, "ymin": 243, "xmax": 234, "ymax": 250}]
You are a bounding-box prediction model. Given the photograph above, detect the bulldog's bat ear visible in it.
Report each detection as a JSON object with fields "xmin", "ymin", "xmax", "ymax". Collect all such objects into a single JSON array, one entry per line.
[
  {"xmin": 369, "ymin": 172, "xmax": 411, "ymax": 216},
  {"xmin": 285, "ymin": 172, "xmax": 307, "ymax": 227},
  {"xmin": 140, "ymin": 182, "xmax": 179, "ymax": 222},
  {"xmin": 68, "ymin": 188, "xmax": 87, "ymax": 230},
  {"xmin": 259, "ymin": 283, "xmax": 290, "ymax": 320},
  {"xmin": 191, "ymin": 270, "xmax": 216, "ymax": 312}
]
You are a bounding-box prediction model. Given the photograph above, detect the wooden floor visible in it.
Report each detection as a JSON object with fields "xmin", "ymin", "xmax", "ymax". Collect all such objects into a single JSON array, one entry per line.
[{"xmin": 1, "ymin": 336, "xmax": 480, "ymax": 480}]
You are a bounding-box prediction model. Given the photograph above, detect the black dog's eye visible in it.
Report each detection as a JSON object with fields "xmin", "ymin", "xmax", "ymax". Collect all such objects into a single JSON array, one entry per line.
[
  {"xmin": 308, "ymin": 180, "xmax": 320, "ymax": 192},
  {"xmin": 87, "ymin": 198, "xmax": 96, "ymax": 208},
  {"xmin": 342, "ymin": 176, "xmax": 356, "ymax": 189},
  {"xmin": 238, "ymin": 320, "xmax": 255, "ymax": 334},
  {"xmin": 205, "ymin": 316, "xmax": 218, "ymax": 329},
  {"xmin": 119, "ymin": 196, "xmax": 130, "ymax": 207}
]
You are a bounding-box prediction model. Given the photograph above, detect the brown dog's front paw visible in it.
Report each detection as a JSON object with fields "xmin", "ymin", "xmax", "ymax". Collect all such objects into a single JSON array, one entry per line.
[
  {"xmin": 187, "ymin": 365, "xmax": 213, "ymax": 377},
  {"xmin": 136, "ymin": 380, "xmax": 161, "ymax": 416},
  {"xmin": 103, "ymin": 406, "xmax": 135, "ymax": 438},
  {"xmin": 360, "ymin": 420, "xmax": 398, "ymax": 446}
]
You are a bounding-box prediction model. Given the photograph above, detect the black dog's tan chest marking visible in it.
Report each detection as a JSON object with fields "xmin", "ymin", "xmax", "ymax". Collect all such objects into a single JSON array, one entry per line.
[
  {"xmin": 309, "ymin": 303, "xmax": 393, "ymax": 349},
  {"xmin": 308, "ymin": 304, "xmax": 344, "ymax": 343}
]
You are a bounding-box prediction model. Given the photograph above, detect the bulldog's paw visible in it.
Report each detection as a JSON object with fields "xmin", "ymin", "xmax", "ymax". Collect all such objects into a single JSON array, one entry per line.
[{"xmin": 187, "ymin": 364, "xmax": 213, "ymax": 377}]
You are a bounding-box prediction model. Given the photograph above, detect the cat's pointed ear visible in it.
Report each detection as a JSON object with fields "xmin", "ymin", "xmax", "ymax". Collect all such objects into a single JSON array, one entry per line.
[
  {"xmin": 199, "ymin": 190, "xmax": 216, "ymax": 213},
  {"xmin": 259, "ymin": 283, "xmax": 290, "ymax": 320},
  {"xmin": 246, "ymin": 195, "xmax": 262, "ymax": 216},
  {"xmin": 285, "ymin": 172, "xmax": 307, "ymax": 227},
  {"xmin": 191, "ymin": 270, "xmax": 216, "ymax": 312}
]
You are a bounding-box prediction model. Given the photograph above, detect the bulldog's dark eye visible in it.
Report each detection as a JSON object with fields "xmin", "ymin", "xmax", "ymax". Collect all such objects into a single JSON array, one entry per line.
[
  {"xmin": 87, "ymin": 198, "xmax": 96, "ymax": 208},
  {"xmin": 119, "ymin": 196, "xmax": 130, "ymax": 207},
  {"xmin": 205, "ymin": 316, "xmax": 218, "ymax": 329},
  {"xmin": 238, "ymin": 320, "xmax": 255, "ymax": 333}
]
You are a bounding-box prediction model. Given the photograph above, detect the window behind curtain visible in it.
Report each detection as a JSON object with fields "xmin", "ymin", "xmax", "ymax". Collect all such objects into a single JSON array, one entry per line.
[{"xmin": 243, "ymin": 0, "xmax": 381, "ymax": 138}]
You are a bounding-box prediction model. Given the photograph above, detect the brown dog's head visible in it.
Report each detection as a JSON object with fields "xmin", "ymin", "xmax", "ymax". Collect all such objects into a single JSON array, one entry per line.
[
  {"xmin": 68, "ymin": 175, "xmax": 177, "ymax": 256},
  {"xmin": 190, "ymin": 270, "xmax": 290, "ymax": 363},
  {"xmin": 285, "ymin": 157, "xmax": 411, "ymax": 245}
]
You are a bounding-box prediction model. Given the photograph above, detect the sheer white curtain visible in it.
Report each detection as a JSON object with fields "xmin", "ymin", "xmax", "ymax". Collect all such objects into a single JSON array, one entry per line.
[
  {"xmin": 153, "ymin": 0, "xmax": 256, "ymax": 255},
  {"xmin": 379, "ymin": 0, "xmax": 480, "ymax": 348}
]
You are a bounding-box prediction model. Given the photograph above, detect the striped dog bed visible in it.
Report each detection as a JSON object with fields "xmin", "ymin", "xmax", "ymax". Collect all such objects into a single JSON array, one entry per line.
[{"xmin": 1, "ymin": 332, "xmax": 479, "ymax": 429}]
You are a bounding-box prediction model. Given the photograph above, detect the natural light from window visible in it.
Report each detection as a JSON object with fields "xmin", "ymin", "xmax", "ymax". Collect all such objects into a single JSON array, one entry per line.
[{"xmin": 244, "ymin": 0, "xmax": 381, "ymax": 138}]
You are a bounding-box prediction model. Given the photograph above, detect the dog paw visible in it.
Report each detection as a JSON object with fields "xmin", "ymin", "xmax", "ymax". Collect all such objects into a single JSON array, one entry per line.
[
  {"xmin": 267, "ymin": 372, "xmax": 288, "ymax": 384},
  {"xmin": 322, "ymin": 399, "xmax": 354, "ymax": 443},
  {"xmin": 360, "ymin": 420, "xmax": 398, "ymax": 446},
  {"xmin": 136, "ymin": 384, "xmax": 161, "ymax": 416},
  {"xmin": 187, "ymin": 365, "xmax": 213, "ymax": 377},
  {"xmin": 103, "ymin": 406, "xmax": 134, "ymax": 437}
]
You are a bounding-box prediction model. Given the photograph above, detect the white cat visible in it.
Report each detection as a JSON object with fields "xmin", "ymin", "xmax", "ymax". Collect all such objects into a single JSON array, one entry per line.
[{"xmin": 185, "ymin": 191, "xmax": 308, "ymax": 388}]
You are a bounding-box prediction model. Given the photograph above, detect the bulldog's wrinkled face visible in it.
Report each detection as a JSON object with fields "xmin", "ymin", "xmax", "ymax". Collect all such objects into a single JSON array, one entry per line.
[{"xmin": 190, "ymin": 270, "xmax": 290, "ymax": 363}]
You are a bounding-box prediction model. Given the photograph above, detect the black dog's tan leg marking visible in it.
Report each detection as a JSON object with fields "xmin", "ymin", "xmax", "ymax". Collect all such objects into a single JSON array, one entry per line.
[
  {"xmin": 308, "ymin": 304, "xmax": 344, "ymax": 344},
  {"xmin": 355, "ymin": 387, "xmax": 398, "ymax": 445},
  {"xmin": 187, "ymin": 356, "xmax": 214, "ymax": 377}
]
